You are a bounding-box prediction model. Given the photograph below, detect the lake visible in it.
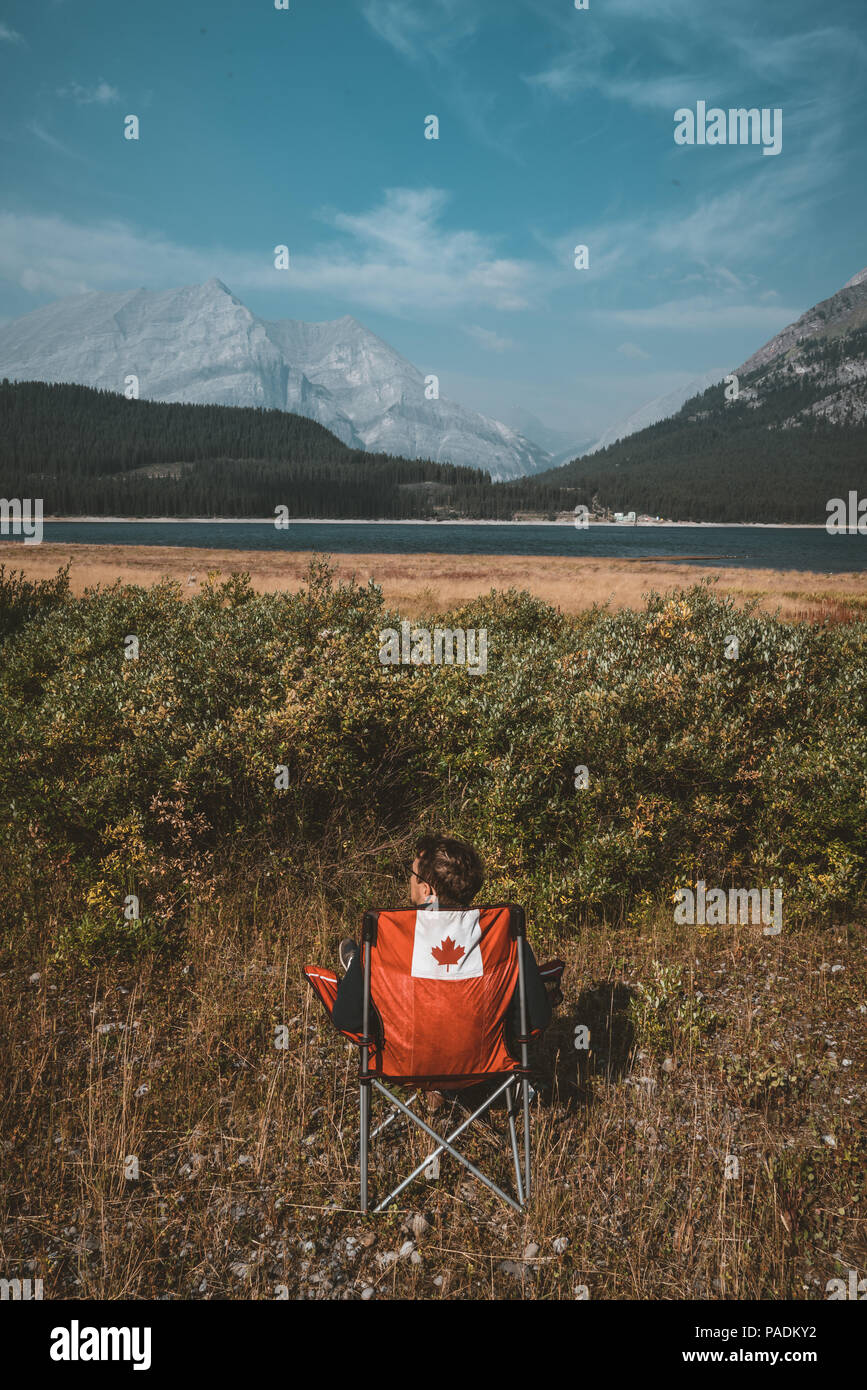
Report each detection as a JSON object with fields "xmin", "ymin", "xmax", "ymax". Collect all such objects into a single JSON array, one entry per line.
[{"xmin": 6, "ymin": 521, "xmax": 867, "ymax": 571}]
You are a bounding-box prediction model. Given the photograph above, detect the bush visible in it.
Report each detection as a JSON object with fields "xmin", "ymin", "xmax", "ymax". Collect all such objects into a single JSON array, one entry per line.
[
  {"xmin": 628, "ymin": 960, "xmax": 720, "ymax": 1056},
  {"xmin": 0, "ymin": 563, "xmax": 70, "ymax": 644},
  {"xmin": 0, "ymin": 562, "xmax": 864, "ymax": 959}
]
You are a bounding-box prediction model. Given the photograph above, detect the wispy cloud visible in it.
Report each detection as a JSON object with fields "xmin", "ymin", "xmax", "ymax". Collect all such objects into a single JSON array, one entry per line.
[
  {"xmin": 522, "ymin": 3, "xmax": 864, "ymax": 114},
  {"xmin": 362, "ymin": 0, "xmax": 479, "ymax": 63},
  {"xmin": 361, "ymin": 0, "xmax": 521, "ymax": 159},
  {"xmin": 728, "ymin": 26, "xmax": 867, "ymax": 79},
  {"xmin": 0, "ymin": 168, "xmax": 821, "ymax": 349},
  {"xmin": 0, "ymin": 192, "xmax": 542, "ymax": 316},
  {"xmin": 604, "ymin": 297, "xmax": 800, "ymax": 334},
  {"xmin": 527, "ymin": 67, "xmax": 709, "ymax": 111},
  {"xmin": 0, "ymin": 211, "xmax": 183, "ymax": 297},
  {"xmin": 317, "ymin": 187, "xmax": 536, "ymax": 313},
  {"xmin": 463, "ymin": 325, "xmax": 516, "ymax": 352},
  {"xmin": 602, "ymin": 0, "xmax": 714, "ymax": 20},
  {"xmin": 25, "ymin": 121, "xmax": 85, "ymax": 160},
  {"xmin": 57, "ymin": 80, "xmax": 120, "ymax": 104},
  {"xmin": 0, "ymin": 22, "xmax": 24, "ymax": 44},
  {"xmin": 540, "ymin": 84, "xmax": 846, "ymax": 299}
]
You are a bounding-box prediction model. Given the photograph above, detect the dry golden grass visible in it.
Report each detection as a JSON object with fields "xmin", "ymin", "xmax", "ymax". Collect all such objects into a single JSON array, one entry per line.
[
  {"xmin": 2, "ymin": 856, "xmax": 864, "ymax": 1301},
  {"xmin": 4, "ymin": 542, "xmax": 867, "ymax": 621}
]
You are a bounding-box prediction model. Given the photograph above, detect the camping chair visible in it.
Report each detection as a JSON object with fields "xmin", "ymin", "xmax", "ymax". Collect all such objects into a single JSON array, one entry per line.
[{"xmin": 304, "ymin": 904, "xmax": 564, "ymax": 1214}]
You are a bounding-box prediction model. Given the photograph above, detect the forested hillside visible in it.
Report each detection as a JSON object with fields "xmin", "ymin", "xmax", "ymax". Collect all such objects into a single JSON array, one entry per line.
[
  {"xmin": 0, "ymin": 380, "xmax": 504, "ymax": 518},
  {"xmin": 3, "ymin": 371, "xmax": 866, "ymax": 522},
  {"xmin": 532, "ymin": 323, "xmax": 867, "ymax": 523}
]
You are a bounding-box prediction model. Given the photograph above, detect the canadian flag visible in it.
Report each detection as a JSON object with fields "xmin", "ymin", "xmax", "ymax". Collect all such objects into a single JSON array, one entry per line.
[{"xmin": 410, "ymin": 909, "xmax": 483, "ymax": 980}]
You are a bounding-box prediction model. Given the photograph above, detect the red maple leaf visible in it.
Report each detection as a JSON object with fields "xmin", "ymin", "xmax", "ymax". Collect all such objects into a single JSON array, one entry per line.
[{"xmin": 431, "ymin": 935, "xmax": 465, "ymax": 972}]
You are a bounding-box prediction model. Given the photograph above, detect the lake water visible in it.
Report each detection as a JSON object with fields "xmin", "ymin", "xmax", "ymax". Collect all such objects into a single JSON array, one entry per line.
[{"xmin": 7, "ymin": 521, "xmax": 867, "ymax": 571}]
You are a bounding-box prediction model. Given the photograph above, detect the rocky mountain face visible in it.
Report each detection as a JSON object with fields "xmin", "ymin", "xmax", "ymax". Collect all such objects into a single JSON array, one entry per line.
[
  {"xmin": 734, "ymin": 266, "xmax": 867, "ymax": 428},
  {"xmin": 738, "ymin": 268, "xmax": 867, "ymax": 374},
  {"xmin": 0, "ymin": 279, "xmax": 551, "ymax": 481}
]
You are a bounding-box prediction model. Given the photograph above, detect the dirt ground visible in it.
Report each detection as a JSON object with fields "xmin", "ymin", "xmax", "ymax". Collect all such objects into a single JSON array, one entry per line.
[{"xmin": 3, "ymin": 542, "xmax": 867, "ymax": 620}]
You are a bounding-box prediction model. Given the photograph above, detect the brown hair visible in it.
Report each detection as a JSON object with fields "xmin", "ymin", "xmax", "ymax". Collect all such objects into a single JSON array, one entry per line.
[{"xmin": 415, "ymin": 834, "xmax": 484, "ymax": 907}]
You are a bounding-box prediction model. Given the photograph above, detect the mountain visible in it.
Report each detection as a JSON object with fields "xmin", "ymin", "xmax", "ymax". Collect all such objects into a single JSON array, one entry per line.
[
  {"xmin": 500, "ymin": 405, "xmax": 595, "ymax": 465},
  {"xmin": 0, "ymin": 279, "xmax": 550, "ymax": 482},
  {"xmin": 502, "ymin": 268, "xmax": 867, "ymax": 464},
  {"xmin": 733, "ymin": 266, "xmax": 867, "ymax": 427},
  {"xmin": 583, "ymin": 370, "xmax": 729, "ymax": 455},
  {"xmin": 525, "ymin": 267, "xmax": 867, "ymax": 523}
]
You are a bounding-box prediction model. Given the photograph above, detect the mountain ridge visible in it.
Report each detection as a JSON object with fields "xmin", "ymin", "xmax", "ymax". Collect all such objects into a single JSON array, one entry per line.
[
  {"xmin": 0, "ymin": 279, "xmax": 553, "ymax": 482},
  {"xmin": 736, "ymin": 266, "xmax": 867, "ymax": 376},
  {"xmin": 523, "ymin": 265, "xmax": 867, "ymax": 523}
]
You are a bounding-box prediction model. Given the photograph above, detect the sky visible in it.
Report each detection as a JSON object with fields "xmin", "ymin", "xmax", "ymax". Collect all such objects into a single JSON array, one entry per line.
[{"xmin": 1, "ymin": 0, "xmax": 865, "ymax": 441}]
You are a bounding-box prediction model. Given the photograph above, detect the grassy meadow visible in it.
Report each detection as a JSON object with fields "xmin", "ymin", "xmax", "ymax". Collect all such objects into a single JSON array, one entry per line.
[
  {"xmin": 4, "ymin": 539, "xmax": 867, "ymax": 622},
  {"xmin": 0, "ymin": 558, "xmax": 864, "ymax": 1300}
]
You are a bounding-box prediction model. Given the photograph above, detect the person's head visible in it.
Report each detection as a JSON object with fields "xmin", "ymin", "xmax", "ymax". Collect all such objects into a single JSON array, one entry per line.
[{"xmin": 410, "ymin": 834, "xmax": 484, "ymax": 908}]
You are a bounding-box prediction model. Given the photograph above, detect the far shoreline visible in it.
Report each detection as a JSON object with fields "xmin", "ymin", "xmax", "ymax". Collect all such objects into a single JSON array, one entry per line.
[{"xmin": 42, "ymin": 516, "xmax": 831, "ymax": 529}]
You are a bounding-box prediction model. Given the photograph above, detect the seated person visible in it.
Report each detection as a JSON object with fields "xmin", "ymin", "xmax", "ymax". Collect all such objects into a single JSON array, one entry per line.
[{"xmin": 333, "ymin": 834, "xmax": 552, "ymax": 1057}]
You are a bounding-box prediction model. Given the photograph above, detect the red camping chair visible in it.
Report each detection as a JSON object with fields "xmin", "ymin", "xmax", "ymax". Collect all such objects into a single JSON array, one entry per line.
[{"xmin": 305, "ymin": 904, "xmax": 564, "ymax": 1214}]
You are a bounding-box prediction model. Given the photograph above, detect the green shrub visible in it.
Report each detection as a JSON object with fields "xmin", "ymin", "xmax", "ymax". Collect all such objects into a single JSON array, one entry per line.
[
  {"xmin": 1, "ymin": 562, "xmax": 864, "ymax": 958},
  {"xmin": 0, "ymin": 563, "xmax": 70, "ymax": 643},
  {"xmin": 628, "ymin": 960, "xmax": 720, "ymax": 1056}
]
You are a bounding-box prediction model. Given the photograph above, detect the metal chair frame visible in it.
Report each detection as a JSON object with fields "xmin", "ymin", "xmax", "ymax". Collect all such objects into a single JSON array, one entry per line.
[{"xmin": 357, "ymin": 907, "xmax": 533, "ymax": 1214}]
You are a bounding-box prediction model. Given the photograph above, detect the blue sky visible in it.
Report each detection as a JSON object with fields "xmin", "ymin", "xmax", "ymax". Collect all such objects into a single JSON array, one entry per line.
[{"xmin": 1, "ymin": 0, "xmax": 865, "ymax": 438}]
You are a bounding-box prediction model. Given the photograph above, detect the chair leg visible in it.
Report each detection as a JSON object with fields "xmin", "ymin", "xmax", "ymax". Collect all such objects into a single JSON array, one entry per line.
[
  {"xmin": 522, "ymin": 1076, "xmax": 532, "ymax": 1200},
  {"xmin": 370, "ymin": 1091, "xmax": 417, "ymax": 1141},
  {"xmin": 506, "ymin": 1078, "xmax": 525, "ymax": 1207},
  {"xmin": 371, "ymin": 1076, "xmax": 522, "ymax": 1214},
  {"xmin": 360, "ymin": 1081, "xmax": 370, "ymax": 1212}
]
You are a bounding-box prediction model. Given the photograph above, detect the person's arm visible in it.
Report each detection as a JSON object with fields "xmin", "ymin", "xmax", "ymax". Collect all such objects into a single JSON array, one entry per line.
[
  {"xmin": 524, "ymin": 942, "xmax": 553, "ymax": 1031},
  {"xmin": 508, "ymin": 941, "xmax": 552, "ymax": 1035}
]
